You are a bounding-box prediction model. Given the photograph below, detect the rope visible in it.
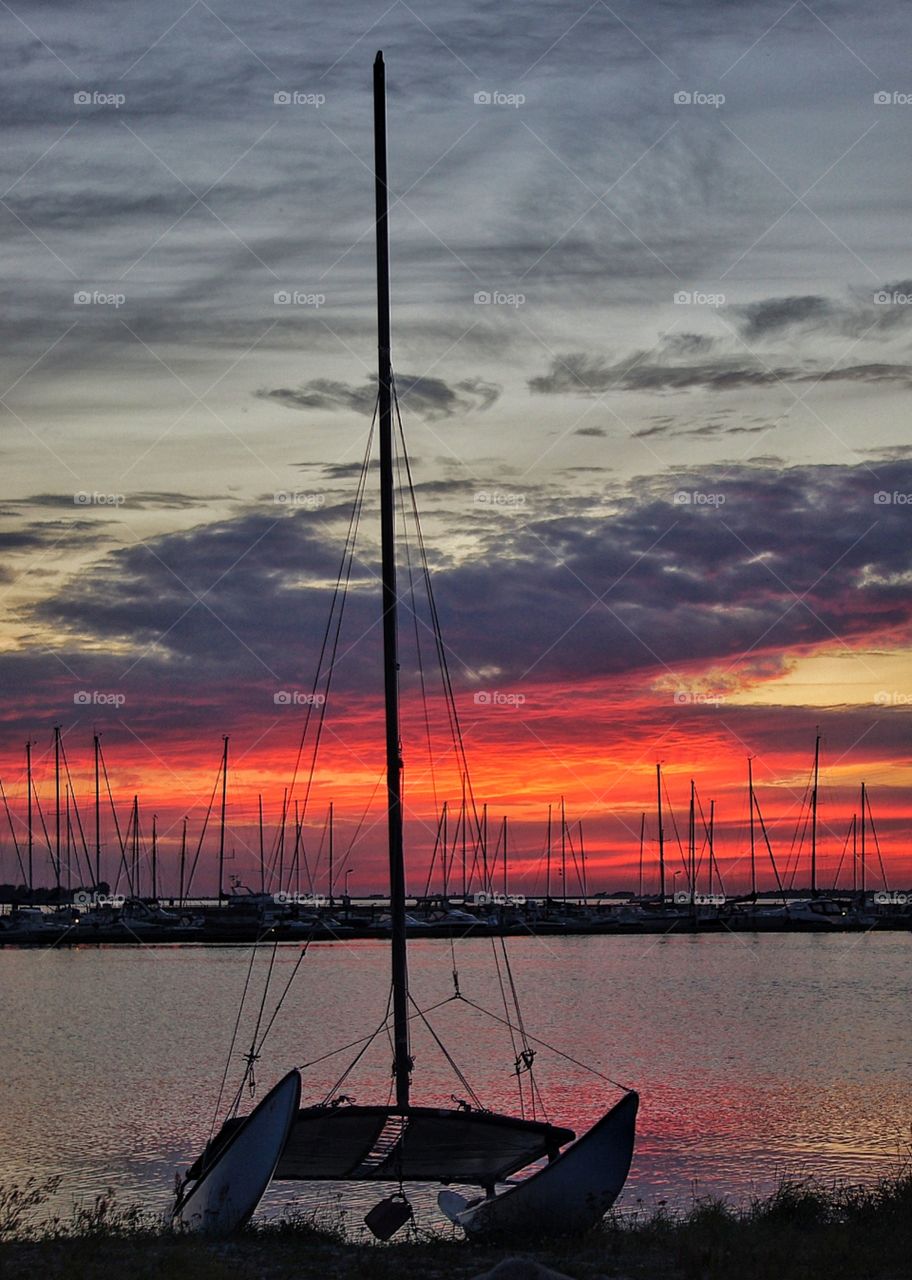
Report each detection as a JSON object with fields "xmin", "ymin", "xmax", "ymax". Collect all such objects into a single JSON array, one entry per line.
[
  {"xmin": 407, "ymin": 992, "xmax": 484, "ymax": 1109},
  {"xmin": 455, "ymin": 994, "xmax": 633, "ymax": 1094}
]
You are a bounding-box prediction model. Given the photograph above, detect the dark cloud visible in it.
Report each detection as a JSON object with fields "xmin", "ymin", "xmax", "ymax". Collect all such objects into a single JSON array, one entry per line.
[
  {"xmin": 256, "ymin": 375, "xmax": 500, "ymax": 421},
  {"xmin": 10, "ymin": 458, "xmax": 911, "ymax": 731},
  {"xmin": 529, "ymin": 352, "xmax": 912, "ymax": 396}
]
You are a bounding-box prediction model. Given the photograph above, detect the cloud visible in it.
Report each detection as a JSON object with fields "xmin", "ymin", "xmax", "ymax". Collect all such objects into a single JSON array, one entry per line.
[
  {"xmin": 529, "ymin": 352, "xmax": 912, "ymax": 396},
  {"xmin": 256, "ymin": 375, "xmax": 500, "ymax": 421},
  {"xmin": 11, "ymin": 456, "xmax": 912, "ymax": 719}
]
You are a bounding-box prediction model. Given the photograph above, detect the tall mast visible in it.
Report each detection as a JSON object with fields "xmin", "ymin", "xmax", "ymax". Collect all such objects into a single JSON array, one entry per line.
[
  {"xmin": 810, "ymin": 730, "xmax": 820, "ymax": 897},
  {"xmin": 502, "ymin": 814, "xmax": 508, "ymax": 897},
  {"xmin": 151, "ymin": 814, "xmax": 158, "ymax": 899},
  {"xmin": 545, "ymin": 803, "xmax": 552, "ymax": 900},
  {"xmin": 54, "ymin": 725, "xmax": 61, "ymax": 893},
  {"xmin": 560, "ymin": 795, "xmax": 567, "ymax": 903},
  {"xmin": 851, "ymin": 811, "xmax": 857, "ymax": 893},
  {"xmin": 637, "ymin": 811, "xmax": 645, "ymax": 898},
  {"xmin": 218, "ymin": 735, "xmax": 229, "ymax": 902},
  {"xmin": 460, "ymin": 774, "xmax": 467, "ymax": 898},
  {"xmin": 441, "ymin": 801, "xmax": 448, "ymax": 898},
  {"xmin": 656, "ymin": 763, "xmax": 665, "ymax": 901},
  {"xmin": 258, "ymin": 795, "xmax": 265, "ymax": 895},
  {"xmin": 708, "ymin": 798, "xmax": 716, "ymax": 895},
  {"xmin": 26, "ymin": 741, "xmax": 33, "ymax": 898},
  {"xmin": 328, "ymin": 800, "xmax": 334, "ymax": 904},
  {"xmin": 94, "ymin": 733, "xmax": 101, "ymax": 888},
  {"xmin": 482, "ymin": 803, "xmax": 488, "ymax": 894},
  {"xmin": 748, "ymin": 756, "xmax": 756, "ymax": 900},
  {"xmin": 374, "ymin": 50, "xmax": 410, "ymax": 1111},
  {"xmin": 179, "ymin": 817, "xmax": 188, "ymax": 906},
  {"xmin": 860, "ymin": 781, "xmax": 866, "ymax": 894},
  {"xmin": 688, "ymin": 778, "xmax": 695, "ymax": 904}
]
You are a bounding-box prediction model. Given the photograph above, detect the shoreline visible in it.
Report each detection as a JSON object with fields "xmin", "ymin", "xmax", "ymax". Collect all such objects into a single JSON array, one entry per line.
[{"xmin": 1, "ymin": 1171, "xmax": 909, "ymax": 1279}]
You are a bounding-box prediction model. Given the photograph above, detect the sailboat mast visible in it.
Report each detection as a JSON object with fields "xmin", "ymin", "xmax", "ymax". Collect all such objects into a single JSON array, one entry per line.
[
  {"xmin": 26, "ymin": 740, "xmax": 33, "ymax": 898},
  {"xmin": 810, "ymin": 730, "xmax": 820, "ymax": 897},
  {"xmin": 748, "ymin": 756, "xmax": 756, "ymax": 900},
  {"xmin": 218, "ymin": 735, "xmax": 228, "ymax": 902},
  {"xmin": 637, "ymin": 811, "xmax": 645, "ymax": 898},
  {"xmin": 656, "ymin": 763, "xmax": 665, "ymax": 901},
  {"xmin": 860, "ymin": 780, "xmax": 866, "ymax": 893},
  {"xmin": 54, "ymin": 724, "xmax": 61, "ymax": 894},
  {"xmin": 328, "ymin": 800, "xmax": 334, "ymax": 904},
  {"xmin": 94, "ymin": 733, "xmax": 101, "ymax": 889},
  {"xmin": 374, "ymin": 50, "xmax": 410, "ymax": 1111}
]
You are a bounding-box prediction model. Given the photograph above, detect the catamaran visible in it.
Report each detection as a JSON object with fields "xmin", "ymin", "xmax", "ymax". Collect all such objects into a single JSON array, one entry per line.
[{"xmin": 172, "ymin": 51, "xmax": 639, "ymax": 1241}]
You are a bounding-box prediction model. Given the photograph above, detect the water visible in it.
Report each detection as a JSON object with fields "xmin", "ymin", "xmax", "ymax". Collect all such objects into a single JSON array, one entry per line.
[{"xmin": 1, "ymin": 932, "xmax": 909, "ymax": 1232}]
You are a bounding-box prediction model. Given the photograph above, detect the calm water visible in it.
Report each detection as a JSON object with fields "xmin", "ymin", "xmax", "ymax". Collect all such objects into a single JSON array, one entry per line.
[{"xmin": 1, "ymin": 933, "xmax": 909, "ymax": 1232}]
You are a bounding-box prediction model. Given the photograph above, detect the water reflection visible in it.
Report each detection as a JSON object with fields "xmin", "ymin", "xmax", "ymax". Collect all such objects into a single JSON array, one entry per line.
[{"xmin": 0, "ymin": 933, "xmax": 908, "ymax": 1230}]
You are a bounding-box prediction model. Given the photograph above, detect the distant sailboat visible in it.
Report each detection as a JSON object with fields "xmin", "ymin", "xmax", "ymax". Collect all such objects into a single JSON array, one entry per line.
[{"xmin": 172, "ymin": 51, "xmax": 638, "ymax": 1240}]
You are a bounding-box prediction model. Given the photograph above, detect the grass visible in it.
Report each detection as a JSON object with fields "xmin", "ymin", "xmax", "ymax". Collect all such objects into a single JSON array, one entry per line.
[{"xmin": 0, "ymin": 1169, "xmax": 909, "ymax": 1279}]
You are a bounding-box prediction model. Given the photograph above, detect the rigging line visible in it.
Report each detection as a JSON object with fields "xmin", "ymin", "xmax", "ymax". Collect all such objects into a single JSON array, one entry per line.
[
  {"xmin": 252, "ymin": 933, "xmax": 316, "ymax": 1058},
  {"xmin": 59, "ymin": 739, "xmax": 92, "ymax": 886},
  {"xmin": 182, "ymin": 752, "xmax": 221, "ymax": 900},
  {"xmin": 0, "ymin": 778, "xmax": 28, "ymax": 884},
  {"xmin": 489, "ymin": 937, "xmax": 523, "ymax": 1117},
  {"xmin": 31, "ymin": 789, "xmax": 57, "ymax": 886},
  {"xmin": 322, "ymin": 985, "xmax": 394, "ymax": 1104},
  {"xmin": 832, "ymin": 817, "xmax": 853, "ymax": 888},
  {"xmin": 456, "ymin": 995, "xmax": 633, "ymax": 1094},
  {"xmin": 297, "ymin": 995, "xmax": 456, "ymax": 1071},
  {"xmin": 392, "ymin": 389, "xmax": 486, "ymax": 854},
  {"xmin": 865, "ymin": 794, "xmax": 889, "ymax": 890},
  {"xmin": 277, "ymin": 408, "xmax": 377, "ymax": 838},
  {"xmin": 338, "ymin": 768, "xmax": 385, "ymax": 866},
  {"xmin": 395, "ymin": 434, "xmax": 439, "ymax": 820},
  {"xmin": 98, "ymin": 743, "xmax": 128, "ymax": 889},
  {"xmin": 407, "ymin": 992, "xmax": 484, "ymax": 1110},
  {"xmin": 661, "ymin": 777, "xmax": 688, "ymax": 877},
  {"xmin": 209, "ymin": 935, "xmax": 271, "ymax": 1137}
]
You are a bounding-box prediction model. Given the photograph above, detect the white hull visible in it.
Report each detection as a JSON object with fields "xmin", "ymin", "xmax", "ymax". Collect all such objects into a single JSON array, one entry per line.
[
  {"xmin": 173, "ymin": 1069, "xmax": 301, "ymax": 1236},
  {"xmin": 438, "ymin": 1091, "xmax": 638, "ymax": 1237}
]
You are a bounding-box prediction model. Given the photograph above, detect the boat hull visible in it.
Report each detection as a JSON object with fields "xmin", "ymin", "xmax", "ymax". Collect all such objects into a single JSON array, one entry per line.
[
  {"xmin": 438, "ymin": 1090, "xmax": 638, "ymax": 1238},
  {"xmin": 172, "ymin": 1069, "xmax": 301, "ymax": 1236}
]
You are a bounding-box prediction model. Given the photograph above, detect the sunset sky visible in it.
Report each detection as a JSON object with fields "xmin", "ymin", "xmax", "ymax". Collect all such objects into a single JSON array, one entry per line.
[{"xmin": 0, "ymin": 0, "xmax": 910, "ymax": 895}]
